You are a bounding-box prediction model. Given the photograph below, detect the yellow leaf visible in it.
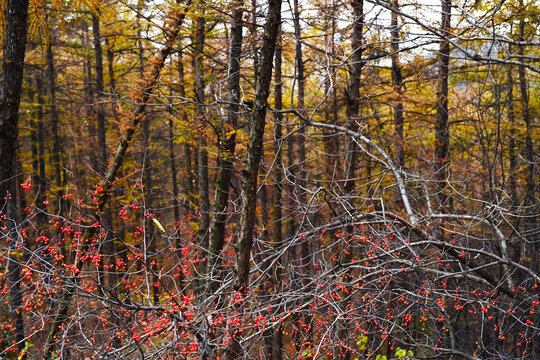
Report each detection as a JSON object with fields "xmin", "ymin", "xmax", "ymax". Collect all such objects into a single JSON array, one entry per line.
[{"xmin": 152, "ymin": 218, "xmax": 166, "ymax": 233}]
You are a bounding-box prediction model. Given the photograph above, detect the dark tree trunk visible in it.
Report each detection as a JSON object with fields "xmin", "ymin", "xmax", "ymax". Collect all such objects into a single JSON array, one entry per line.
[
  {"xmin": 46, "ymin": 32, "xmax": 63, "ymax": 192},
  {"xmin": 106, "ymin": 39, "xmax": 118, "ymax": 120},
  {"xmin": 177, "ymin": 52, "xmax": 195, "ymax": 213},
  {"xmin": 236, "ymin": 0, "xmax": 281, "ymax": 291},
  {"xmin": 135, "ymin": 0, "xmax": 159, "ymax": 305},
  {"xmin": 178, "ymin": 52, "xmax": 195, "ymax": 213},
  {"xmin": 83, "ymin": 21, "xmax": 98, "ymax": 172},
  {"xmin": 435, "ymin": 0, "xmax": 451, "ymax": 207},
  {"xmin": 292, "ymin": 0, "xmax": 308, "ymax": 256},
  {"xmin": 192, "ymin": 15, "xmax": 211, "ymax": 279},
  {"xmin": 270, "ymin": 27, "xmax": 284, "ymax": 360},
  {"xmin": 250, "ymin": 0, "xmax": 259, "ymax": 82},
  {"xmin": 391, "ymin": 0, "xmax": 404, "ymax": 169},
  {"xmin": 92, "ymin": 8, "xmax": 118, "ymax": 294},
  {"xmin": 343, "ymin": 0, "xmax": 364, "ymax": 199},
  {"xmin": 518, "ymin": 19, "xmax": 538, "ymax": 273},
  {"xmin": 336, "ymin": 2, "xmax": 364, "ymax": 358},
  {"xmin": 292, "ymin": 0, "xmax": 313, "ymax": 352},
  {"xmin": 206, "ymin": 1, "xmax": 244, "ymax": 293},
  {"xmin": 92, "ymin": 12, "xmax": 107, "ymax": 174},
  {"xmin": 323, "ymin": 1, "xmax": 340, "ymax": 178},
  {"xmin": 167, "ymin": 98, "xmax": 184, "ymax": 297},
  {"xmin": 169, "ymin": 112, "xmax": 180, "ymax": 226},
  {"xmin": 227, "ymin": 0, "xmax": 281, "ymax": 358},
  {"xmin": 0, "ymin": 0, "xmax": 30, "ymax": 355},
  {"xmin": 31, "ymin": 73, "xmax": 47, "ymax": 225},
  {"xmin": 506, "ymin": 67, "xmax": 518, "ymax": 207}
]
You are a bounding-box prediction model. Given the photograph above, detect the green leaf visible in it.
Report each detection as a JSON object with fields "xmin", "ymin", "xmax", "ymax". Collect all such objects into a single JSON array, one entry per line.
[
  {"xmin": 356, "ymin": 335, "xmax": 368, "ymax": 350},
  {"xmin": 395, "ymin": 347, "xmax": 407, "ymax": 358}
]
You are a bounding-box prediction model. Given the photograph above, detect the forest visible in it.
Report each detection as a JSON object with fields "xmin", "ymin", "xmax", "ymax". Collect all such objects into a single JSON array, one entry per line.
[{"xmin": 0, "ymin": 0, "xmax": 538, "ymax": 359}]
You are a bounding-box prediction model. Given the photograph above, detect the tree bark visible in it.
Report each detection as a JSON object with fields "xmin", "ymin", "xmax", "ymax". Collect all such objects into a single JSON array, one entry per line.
[
  {"xmin": 517, "ymin": 19, "xmax": 538, "ymax": 272},
  {"xmin": 206, "ymin": 0, "xmax": 244, "ymax": 293},
  {"xmin": 391, "ymin": 0, "xmax": 404, "ymax": 170},
  {"xmin": 46, "ymin": 31, "xmax": 63, "ymax": 192},
  {"xmin": 92, "ymin": 11, "xmax": 107, "ymax": 174},
  {"xmin": 270, "ymin": 26, "xmax": 284, "ymax": 360},
  {"xmin": 227, "ymin": 0, "xmax": 281, "ymax": 358},
  {"xmin": 83, "ymin": 21, "xmax": 98, "ymax": 172},
  {"xmin": 236, "ymin": 0, "xmax": 281, "ymax": 294},
  {"xmin": 192, "ymin": 15, "xmax": 211, "ymax": 280},
  {"xmin": 0, "ymin": 0, "xmax": 30, "ymax": 355},
  {"xmin": 343, "ymin": 0, "xmax": 364, "ymax": 199},
  {"xmin": 292, "ymin": 0, "xmax": 308, "ymax": 261},
  {"xmin": 177, "ymin": 51, "xmax": 195, "ymax": 213},
  {"xmin": 31, "ymin": 72, "xmax": 47, "ymax": 225},
  {"xmin": 435, "ymin": 0, "xmax": 451, "ymax": 207}
]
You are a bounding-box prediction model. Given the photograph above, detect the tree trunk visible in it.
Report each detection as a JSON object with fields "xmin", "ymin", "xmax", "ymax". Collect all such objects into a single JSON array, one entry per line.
[
  {"xmin": 518, "ymin": 19, "xmax": 538, "ymax": 273},
  {"xmin": 106, "ymin": 39, "xmax": 118, "ymax": 120},
  {"xmin": 31, "ymin": 73, "xmax": 47, "ymax": 225},
  {"xmin": 292, "ymin": 0, "xmax": 308, "ymax": 254},
  {"xmin": 391, "ymin": 0, "xmax": 404, "ymax": 170},
  {"xmin": 506, "ymin": 66, "xmax": 518, "ymax": 207},
  {"xmin": 435, "ymin": 0, "xmax": 451, "ymax": 207},
  {"xmin": 92, "ymin": 11, "xmax": 107, "ymax": 174},
  {"xmin": 227, "ymin": 0, "xmax": 281, "ymax": 359},
  {"xmin": 46, "ymin": 30, "xmax": 63, "ymax": 192},
  {"xmin": 177, "ymin": 51, "xmax": 195, "ymax": 214},
  {"xmin": 270, "ymin": 26, "xmax": 284, "ymax": 360},
  {"xmin": 92, "ymin": 8, "xmax": 118, "ymax": 294},
  {"xmin": 0, "ymin": 0, "xmax": 30, "ymax": 355},
  {"xmin": 192, "ymin": 15, "xmax": 211, "ymax": 281},
  {"xmin": 83, "ymin": 21, "xmax": 97, "ymax": 172},
  {"xmin": 206, "ymin": 1, "xmax": 244, "ymax": 293},
  {"xmin": 343, "ymin": 0, "xmax": 364, "ymax": 199},
  {"xmin": 169, "ymin": 110, "xmax": 180, "ymax": 226},
  {"xmin": 227, "ymin": 0, "xmax": 281, "ymax": 357}
]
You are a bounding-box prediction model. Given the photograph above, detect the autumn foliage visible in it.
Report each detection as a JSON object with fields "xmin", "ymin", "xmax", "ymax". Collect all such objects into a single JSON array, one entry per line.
[{"xmin": 0, "ymin": 0, "xmax": 538, "ymax": 359}]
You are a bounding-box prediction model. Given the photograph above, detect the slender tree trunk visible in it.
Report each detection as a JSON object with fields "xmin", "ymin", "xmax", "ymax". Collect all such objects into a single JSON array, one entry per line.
[
  {"xmin": 30, "ymin": 73, "xmax": 47, "ymax": 225},
  {"xmin": 135, "ymin": 0, "xmax": 160, "ymax": 305},
  {"xmin": 270, "ymin": 27, "xmax": 284, "ymax": 360},
  {"xmin": 227, "ymin": 0, "xmax": 281, "ymax": 358},
  {"xmin": 193, "ymin": 15, "xmax": 211, "ymax": 279},
  {"xmin": 235, "ymin": 4, "xmax": 283, "ymax": 288},
  {"xmin": 92, "ymin": 8, "xmax": 118, "ymax": 294},
  {"xmin": 506, "ymin": 66, "xmax": 519, "ymax": 216},
  {"xmin": 435, "ymin": 0, "xmax": 451, "ymax": 207},
  {"xmin": 167, "ymin": 100, "xmax": 184, "ymax": 295},
  {"xmin": 178, "ymin": 52, "xmax": 195, "ymax": 213},
  {"xmin": 0, "ymin": 0, "xmax": 30, "ymax": 355},
  {"xmin": 292, "ymin": 0, "xmax": 312, "ymax": 351},
  {"xmin": 292, "ymin": 0, "xmax": 307, "ymax": 247},
  {"xmin": 106, "ymin": 40, "xmax": 118, "ymax": 120},
  {"xmin": 250, "ymin": 0, "xmax": 259, "ymax": 82},
  {"xmin": 83, "ymin": 21, "xmax": 98, "ymax": 172},
  {"xmin": 517, "ymin": 19, "xmax": 538, "ymax": 273},
  {"xmin": 335, "ymin": 2, "xmax": 364, "ymax": 358},
  {"xmin": 46, "ymin": 32, "xmax": 63, "ymax": 192},
  {"xmin": 169, "ymin": 110, "xmax": 180, "ymax": 226},
  {"xmin": 391, "ymin": 0, "xmax": 404, "ymax": 169},
  {"xmin": 205, "ymin": 1, "xmax": 244, "ymax": 293},
  {"xmin": 93, "ymin": 11, "xmax": 107, "ymax": 174},
  {"xmin": 343, "ymin": 0, "xmax": 364, "ymax": 199},
  {"xmin": 323, "ymin": 0, "xmax": 340, "ymax": 178}
]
